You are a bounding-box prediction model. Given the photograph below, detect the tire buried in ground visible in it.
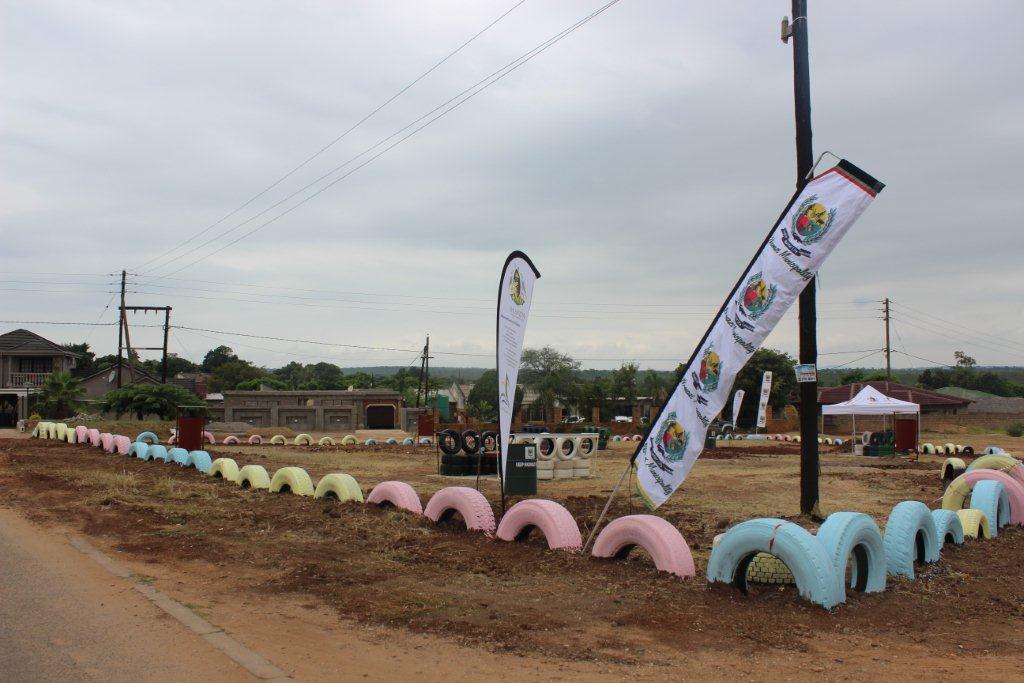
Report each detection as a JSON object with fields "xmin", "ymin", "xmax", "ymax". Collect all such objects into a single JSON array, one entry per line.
[
  {"xmin": 495, "ymin": 499, "xmax": 582, "ymax": 552},
  {"xmin": 592, "ymin": 514, "xmax": 695, "ymax": 579},
  {"xmin": 816, "ymin": 511, "xmax": 886, "ymax": 594},
  {"xmin": 366, "ymin": 481, "xmax": 422, "ymax": 515},
  {"xmin": 423, "ymin": 486, "xmax": 496, "ymax": 534},
  {"xmin": 314, "ymin": 473, "xmax": 363, "ymax": 502},
  {"xmin": 883, "ymin": 501, "xmax": 940, "ymax": 578},
  {"xmin": 269, "ymin": 467, "xmax": 315, "ymax": 496},
  {"xmin": 209, "ymin": 458, "xmax": 240, "ymax": 481},
  {"xmin": 236, "ymin": 465, "xmax": 271, "ymax": 490},
  {"xmin": 931, "ymin": 509, "xmax": 965, "ymax": 546}
]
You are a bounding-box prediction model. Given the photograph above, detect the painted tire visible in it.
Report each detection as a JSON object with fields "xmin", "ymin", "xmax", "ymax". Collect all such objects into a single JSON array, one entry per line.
[
  {"xmin": 955, "ymin": 445, "xmax": 965, "ymax": 454},
  {"xmin": 941, "ymin": 458, "xmax": 967, "ymax": 484},
  {"xmin": 966, "ymin": 455, "xmax": 1024, "ymax": 486},
  {"xmin": 208, "ymin": 458, "xmax": 239, "ymax": 481},
  {"xmin": 931, "ymin": 509, "xmax": 965, "ymax": 546},
  {"xmin": 577, "ymin": 436, "xmax": 596, "ymax": 456},
  {"xmin": 956, "ymin": 508, "xmax": 991, "ymax": 539},
  {"xmin": 187, "ymin": 451, "xmax": 212, "ymax": 473},
  {"xmin": 236, "ymin": 465, "xmax": 271, "ymax": 490},
  {"xmin": 87, "ymin": 428, "xmax": 101, "ymax": 447},
  {"xmin": 47, "ymin": 423, "xmax": 58, "ymax": 439},
  {"xmin": 706, "ymin": 518, "xmax": 844, "ymax": 609},
  {"xmin": 461, "ymin": 430, "xmax": 480, "ymax": 455},
  {"xmin": 135, "ymin": 431, "xmax": 160, "ymax": 445},
  {"xmin": 962, "ymin": 446, "xmax": 975, "ymax": 455},
  {"xmin": 495, "ymin": 499, "xmax": 582, "ymax": 552},
  {"xmin": 816, "ymin": 512, "xmax": 886, "ymax": 594},
  {"xmin": 202, "ymin": 431, "xmax": 216, "ymax": 445},
  {"xmin": 385, "ymin": 438, "xmax": 398, "ymax": 445},
  {"xmin": 631, "ymin": 435, "xmax": 641, "ymax": 441},
  {"xmin": 438, "ymin": 430, "xmax": 461, "ymax": 455},
  {"xmin": 222, "ymin": 435, "xmax": 240, "ymax": 445},
  {"xmin": 313, "ymin": 473, "xmax": 363, "ymax": 502},
  {"xmin": 555, "ymin": 437, "xmax": 577, "ymax": 461},
  {"xmin": 53, "ymin": 423, "xmax": 68, "ymax": 440},
  {"xmin": 65, "ymin": 427, "xmax": 77, "ymax": 444},
  {"xmin": 611, "ymin": 435, "xmax": 622, "ymax": 442},
  {"xmin": 293, "ymin": 433, "xmax": 312, "ymax": 446},
  {"xmin": 401, "ymin": 437, "xmax": 414, "ymax": 446},
  {"xmin": 592, "ymin": 514, "xmax": 695, "ymax": 579},
  {"xmin": 341, "ymin": 435, "xmax": 358, "ymax": 446},
  {"xmin": 536, "ymin": 437, "xmax": 556, "ymax": 460},
  {"xmin": 883, "ymin": 501, "xmax": 940, "ymax": 579},
  {"xmin": 983, "ymin": 446, "xmax": 1005, "ymax": 455},
  {"xmin": 922, "ymin": 443, "xmax": 936, "ymax": 454},
  {"xmin": 423, "ymin": 486, "xmax": 496, "ymax": 534},
  {"xmin": 941, "ymin": 470, "xmax": 1024, "ymax": 525},
  {"xmin": 270, "ymin": 435, "xmax": 287, "ymax": 445},
  {"xmin": 74, "ymin": 426, "xmax": 89, "ymax": 443},
  {"xmin": 112, "ymin": 436, "xmax": 132, "ymax": 455},
  {"xmin": 969, "ymin": 480, "xmax": 1010, "ymax": 536},
  {"xmin": 417, "ymin": 437, "xmax": 432, "ymax": 446},
  {"xmin": 168, "ymin": 447, "xmax": 190, "ymax": 466},
  {"xmin": 128, "ymin": 442, "xmax": 151, "ymax": 460},
  {"xmin": 480, "ymin": 431, "xmax": 498, "ymax": 452},
  {"xmin": 167, "ymin": 434, "xmax": 177, "ymax": 445},
  {"xmin": 247, "ymin": 435, "xmax": 264, "ymax": 445},
  {"xmin": 148, "ymin": 445, "xmax": 169, "ymax": 462},
  {"xmin": 100, "ymin": 433, "xmax": 115, "ymax": 452},
  {"xmin": 364, "ymin": 438, "xmax": 378, "ymax": 446},
  {"xmin": 269, "ymin": 467, "xmax": 315, "ymax": 496},
  {"xmin": 366, "ymin": 481, "xmax": 422, "ymax": 515},
  {"xmin": 318, "ymin": 436, "xmax": 336, "ymax": 446}
]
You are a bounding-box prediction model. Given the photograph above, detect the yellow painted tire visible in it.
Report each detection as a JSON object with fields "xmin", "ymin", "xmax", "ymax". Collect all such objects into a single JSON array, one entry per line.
[
  {"xmin": 314, "ymin": 473, "xmax": 363, "ymax": 502},
  {"xmin": 270, "ymin": 435, "xmax": 287, "ymax": 445},
  {"xmin": 65, "ymin": 427, "xmax": 77, "ymax": 444},
  {"xmin": 208, "ymin": 458, "xmax": 240, "ymax": 481},
  {"xmin": 941, "ymin": 457, "xmax": 967, "ymax": 483},
  {"xmin": 236, "ymin": 465, "xmax": 271, "ymax": 490},
  {"xmin": 711, "ymin": 533, "xmax": 794, "ymax": 585},
  {"xmin": 318, "ymin": 436, "xmax": 336, "ymax": 446},
  {"xmin": 294, "ymin": 433, "xmax": 313, "ymax": 446},
  {"xmin": 46, "ymin": 422, "xmax": 58, "ymax": 439},
  {"xmin": 54, "ymin": 423, "xmax": 68, "ymax": 440},
  {"xmin": 956, "ymin": 508, "xmax": 991, "ymax": 539},
  {"xmin": 967, "ymin": 454, "xmax": 1020, "ymax": 474},
  {"xmin": 269, "ymin": 467, "xmax": 315, "ymax": 496},
  {"xmin": 341, "ymin": 435, "xmax": 358, "ymax": 446}
]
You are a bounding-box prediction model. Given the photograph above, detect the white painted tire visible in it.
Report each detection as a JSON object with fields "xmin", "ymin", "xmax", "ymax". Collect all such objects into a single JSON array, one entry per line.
[
  {"xmin": 592, "ymin": 515, "xmax": 695, "ymax": 579},
  {"xmin": 555, "ymin": 437, "xmax": 577, "ymax": 461},
  {"xmin": 314, "ymin": 473, "xmax": 363, "ymax": 502},
  {"xmin": 294, "ymin": 433, "xmax": 313, "ymax": 446},
  {"xmin": 270, "ymin": 467, "xmax": 315, "ymax": 496},
  {"xmin": 423, "ymin": 486, "xmax": 496, "ymax": 534},
  {"xmin": 366, "ymin": 481, "xmax": 422, "ymax": 514},
  {"xmin": 236, "ymin": 465, "xmax": 271, "ymax": 490}
]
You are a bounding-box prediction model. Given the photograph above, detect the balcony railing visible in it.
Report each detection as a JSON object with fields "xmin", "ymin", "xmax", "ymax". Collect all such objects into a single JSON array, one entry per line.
[{"xmin": 6, "ymin": 372, "xmax": 52, "ymax": 388}]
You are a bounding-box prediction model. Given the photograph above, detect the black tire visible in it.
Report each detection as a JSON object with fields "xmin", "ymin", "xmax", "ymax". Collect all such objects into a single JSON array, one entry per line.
[
  {"xmin": 439, "ymin": 429, "xmax": 462, "ymax": 455},
  {"xmin": 483, "ymin": 453, "xmax": 498, "ymax": 475},
  {"xmin": 963, "ymin": 445, "xmax": 974, "ymax": 455},
  {"xmin": 480, "ymin": 430, "xmax": 498, "ymax": 452},
  {"xmin": 461, "ymin": 430, "xmax": 480, "ymax": 455}
]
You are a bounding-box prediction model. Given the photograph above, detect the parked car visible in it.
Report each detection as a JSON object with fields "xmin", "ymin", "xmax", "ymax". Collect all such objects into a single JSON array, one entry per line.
[
  {"xmin": 561, "ymin": 415, "xmax": 584, "ymax": 424},
  {"xmin": 613, "ymin": 416, "xmax": 632, "ymax": 423}
]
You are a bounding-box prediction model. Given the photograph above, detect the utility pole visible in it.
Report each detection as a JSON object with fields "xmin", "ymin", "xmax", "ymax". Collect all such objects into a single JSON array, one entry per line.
[
  {"xmin": 117, "ymin": 270, "xmax": 126, "ymax": 388},
  {"xmin": 783, "ymin": 0, "xmax": 821, "ymax": 518},
  {"xmin": 883, "ymin": 297, "xmax": 892, "ymax": 380},
  {"xmin": 416, "ymin": 335, "xmax": 433, "ymax": 407},
  {"xmin": 161, "ymin": 307, "xmax": 172, "ymax": 383}
]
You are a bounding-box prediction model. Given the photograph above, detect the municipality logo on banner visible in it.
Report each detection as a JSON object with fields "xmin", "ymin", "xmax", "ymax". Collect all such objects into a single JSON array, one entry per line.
[
  {"xmin": 633, "ymin": 159, "xmax": 884, "ymax": 509},
  {"xmin": 496, "ymin": 252, "xmax": 540, "ymax": 487}
]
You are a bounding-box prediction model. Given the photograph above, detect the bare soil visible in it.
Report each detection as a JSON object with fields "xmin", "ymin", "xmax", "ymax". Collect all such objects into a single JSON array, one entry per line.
[{"xmin": 1, "ymin": 436, "xmax": 1023, "ymax": 680}]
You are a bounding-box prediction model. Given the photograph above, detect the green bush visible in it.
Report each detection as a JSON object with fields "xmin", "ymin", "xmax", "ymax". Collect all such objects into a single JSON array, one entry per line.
[{"xmin": 1007, "ymin": 423, "xmax": 1024, "ymax": 437}]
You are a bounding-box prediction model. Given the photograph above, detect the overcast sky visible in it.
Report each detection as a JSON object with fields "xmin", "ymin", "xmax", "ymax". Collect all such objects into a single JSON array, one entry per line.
[{"xmin": 2, "ymin": 1, "xmax": 1022, "ymax": 372}]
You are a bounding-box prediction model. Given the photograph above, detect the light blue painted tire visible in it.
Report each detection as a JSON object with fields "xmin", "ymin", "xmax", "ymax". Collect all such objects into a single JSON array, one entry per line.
[
  {"xmin": 931, "ymin": 509, "xmax": 965, "ymax": 546},
  {"xmin": 148, "ymin": 445, "xmax": 169, "ymax": 462},
  {"xmin": 129, "ymin": 442, "xmax": 151, "ymax": 460},
  {"xmin": 970, "ymin": 480, "xmax": 1010, "ymax": 536},
  {"xmin": 364, "ymin": 438, "xmax": 378, "ymax": 446},
  {"xmin": 187, "ymin": 450, "xmax": 212, "ymax": 473},
  {"xmin": 834, "ymin": 438, "xmax": 844, "ymax": 446},
  {"xmin": 816, "ymin": 511, "xmax": 886, "ymax": 594},
  {"xmin": 418, "ymin": 437, "xmax": 432, "ymax": 445},
  {"xmin": 705, "ymin": 518, "xmax": 844, "ymax": 609},
  {"xmin": 611, "ymin": 435, "xmax": 622, "ymax": 442},
  {"xmin": 984, "ymin": 446, "xmax": 1005, "ymax": 455},
  {"xmin": 135, "ymin": 431, "xmax": 160, "ymax": 445},
  {"xmin": 169, "ymin": 447, "xmax": 190, "ymax": 466},
  {"xmin": 883, "ymin": 501, "xmax": 940, "ymax": 578},
  {"xmin": 385, "ymin": 438, "xmax": 398, "ymax": 445},
  {"xmin": 401, "ymin": 437, "xmax": 414, "ymax": 446}
]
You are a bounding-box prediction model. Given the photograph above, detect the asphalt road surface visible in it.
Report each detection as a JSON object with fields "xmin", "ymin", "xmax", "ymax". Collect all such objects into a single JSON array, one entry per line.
[{"xmin": 0, "ymin": 506, "xmax": 250, "ymax": 682}]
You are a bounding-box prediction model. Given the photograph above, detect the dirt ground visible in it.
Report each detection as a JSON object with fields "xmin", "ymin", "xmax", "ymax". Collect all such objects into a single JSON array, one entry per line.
[{"xmin": 1, "ymin": 432, "xmax": 1023, "ymax": 680}]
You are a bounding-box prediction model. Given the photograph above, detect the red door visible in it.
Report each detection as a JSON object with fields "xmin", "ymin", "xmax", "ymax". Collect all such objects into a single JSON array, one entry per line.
[{"xmin": 895, "ymin": 417, "xmax": 917, "ymax": 451}]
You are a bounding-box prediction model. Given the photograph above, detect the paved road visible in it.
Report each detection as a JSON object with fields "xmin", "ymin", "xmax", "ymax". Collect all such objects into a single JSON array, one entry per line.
[{"xmin": 0, "ymin": 506, "xmax": 250, "ymax": 682}]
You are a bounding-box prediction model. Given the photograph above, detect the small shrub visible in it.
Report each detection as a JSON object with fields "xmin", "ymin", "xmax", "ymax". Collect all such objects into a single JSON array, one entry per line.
[
  {"xmin": 1007, "ymin": 423, "xmax": 1024, "ymax": 437},
  {"xmin": 29, "ymin": 413, "xmax": 42, "ymax": 421}
]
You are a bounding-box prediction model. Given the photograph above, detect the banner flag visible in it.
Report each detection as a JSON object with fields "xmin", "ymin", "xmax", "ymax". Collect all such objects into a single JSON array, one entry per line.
[
  {"xmin": 496, "ymin": 251, "xmax": 541, "ymax": 488},
  {"xmin": 634, "ymin": 160, "xmax": 884, "ymax": 509},
  {"xmin": 755, "ymin": 371, "xmax": 773, "ymax": 429},
  {"xmin": 730, "ymin": 389, "xmax": 745, "ymax": 428}
]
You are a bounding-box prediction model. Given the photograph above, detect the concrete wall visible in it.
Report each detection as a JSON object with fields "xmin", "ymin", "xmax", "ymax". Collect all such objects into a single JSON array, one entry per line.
[{"xmin": 216, "ymin": 390, "xmax": 421, "ymax": 432}]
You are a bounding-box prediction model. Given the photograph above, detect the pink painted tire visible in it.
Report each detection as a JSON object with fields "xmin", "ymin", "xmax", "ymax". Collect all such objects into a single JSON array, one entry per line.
[
  {"xmin": 631, "ymin": 434, "xmax": 641, "ymax": 442},
  {"xmin": 367, "ymin": 481, "xmax": 423, "ymax": 515},
  {"xmin": 203, "ymin": 431, "xmax": 216, "ymax": 445},
  {"xmin": 87, "ymin": 428, "xmax": 101, "ymax": 446},
  {"xmin": 423, "ymin": 486, "xmax": 496, "ymax": 534},
  {"xmin": 113, "ymin": 435, "xmax": 132, "ymax": 455},
  {"xmin": 100, "ymin": 433, "xmax": 115, "ymax": 453},
  {"xmin": 247, "ymin": 435, "xmax": 264, "ymax": 445},
  {"xmin": 945, "ymin": 470, "xmax": 1024, "ymax": 525},
  {"xmin": 168, "ymin": 434, "xmax": 177, "ymax": 445},
  {"xmin": 495, "ymin": 499, "xmax": 582, "ymax": 552},
  {"xmin": 592, "ymin": 514, "xmax": 696, "ymax": 579},
  {"xmin": 74, "ymin": 426, "xmax": 89, "ymax": 443},
  {"xmin": 222, "ymin": 435, "xmax": 240, "ymax": 445}
]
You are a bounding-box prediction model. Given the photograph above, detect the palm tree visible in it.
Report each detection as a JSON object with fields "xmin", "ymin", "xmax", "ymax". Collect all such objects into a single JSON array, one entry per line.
[{"xmin": 36, "ymin": 372, "xmax": 85, "ymax": 418}]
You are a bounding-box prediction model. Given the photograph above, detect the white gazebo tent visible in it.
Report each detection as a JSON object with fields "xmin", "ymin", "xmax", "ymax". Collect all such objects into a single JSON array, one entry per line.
[{"xmin": 821, "ymin": 385, "xmax": 920, "ymax": 452}]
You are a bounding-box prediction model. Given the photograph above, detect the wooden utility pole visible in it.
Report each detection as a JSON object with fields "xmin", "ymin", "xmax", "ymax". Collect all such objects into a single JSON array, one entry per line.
[
  {"xmin": 784, "ymin": 0, "xmax": 821, "ymax": 518},
  {"xmin": 883, "ymin": 297, "xmax": 892, "ymax": 380},
  {"xmin": 416, "ymin": 335, "xmax": 433, "ymax": 407}
]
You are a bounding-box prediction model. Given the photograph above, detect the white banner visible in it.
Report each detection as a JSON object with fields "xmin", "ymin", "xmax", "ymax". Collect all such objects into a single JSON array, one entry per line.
[
  {"xmin": 756, "ymin": 371, "xmax": 773, "ymax": 429},
  {"xmin": 496, "ymin": 252, "xmax": 540, "ymax": 487},
  {"xmin": 731, "ymin": 389, "xmax": 745, "ymax": 428},
  {"xmin": 634, "ymin": 160, "xmax": 884, "ymax": 509}
]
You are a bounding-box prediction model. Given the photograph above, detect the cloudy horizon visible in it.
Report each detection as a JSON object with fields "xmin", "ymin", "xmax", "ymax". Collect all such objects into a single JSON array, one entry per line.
[{"xmin": 2, "ymin": 1, "xmax": 1022, "ymax": 372}]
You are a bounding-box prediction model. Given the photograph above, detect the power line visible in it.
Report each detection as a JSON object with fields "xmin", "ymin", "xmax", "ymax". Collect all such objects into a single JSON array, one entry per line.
[
  {"xmin": 142, "ymin": 0, "xmax": 624, "ymax": 280},
  {"xmin": 820, "ymin": 350, "xmax": 883, "ymax": 370},
  {"xmin": 135, "ymin": 0, "xmax": 530, "ymax": 273},
  {"xmin": 0, "ymin": 320, "xmax": 119, "ymax": 326}
]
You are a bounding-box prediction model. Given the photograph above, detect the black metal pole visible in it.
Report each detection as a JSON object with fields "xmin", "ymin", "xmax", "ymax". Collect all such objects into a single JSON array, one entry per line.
[
  {"xmin": 790, "ymin": 0, "xmax": 820, "ymax": 518},
  {"xmin": 161, "ymin": 307, "xmax": 171, "ymax": 384},
  {"xmin": 116, "ymin": 270, "xmax": 126, "ymax": 388},
  {"xmin": 883, "ymin": 298, "xmax": 892, "ymax": 380}
]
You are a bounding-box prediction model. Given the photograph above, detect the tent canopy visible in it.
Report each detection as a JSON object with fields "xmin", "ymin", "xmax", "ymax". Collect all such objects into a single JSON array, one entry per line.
[{"xmin": 821, "ymin": 385, "xmax": 919, "ymax": 416}]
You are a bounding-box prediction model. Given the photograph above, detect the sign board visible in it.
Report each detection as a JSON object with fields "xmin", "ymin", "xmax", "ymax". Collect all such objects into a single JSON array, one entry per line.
[
  {"xmin": 795, "ymin": 363, "xmax": 817, "ymax": 383},
  {"xmin": 502, "ymin": 444, "xmax": 537, "ymax": 496}
]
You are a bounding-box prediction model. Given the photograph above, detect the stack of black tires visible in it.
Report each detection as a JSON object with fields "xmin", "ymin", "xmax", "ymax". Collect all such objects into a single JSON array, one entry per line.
[
  {"xmin": 864, "ymin": 430, "xmax": 896, "ymax": 456},
  {"xmin": 438, "ymin": 429, "xmax": 500, "ymax": 476}
]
